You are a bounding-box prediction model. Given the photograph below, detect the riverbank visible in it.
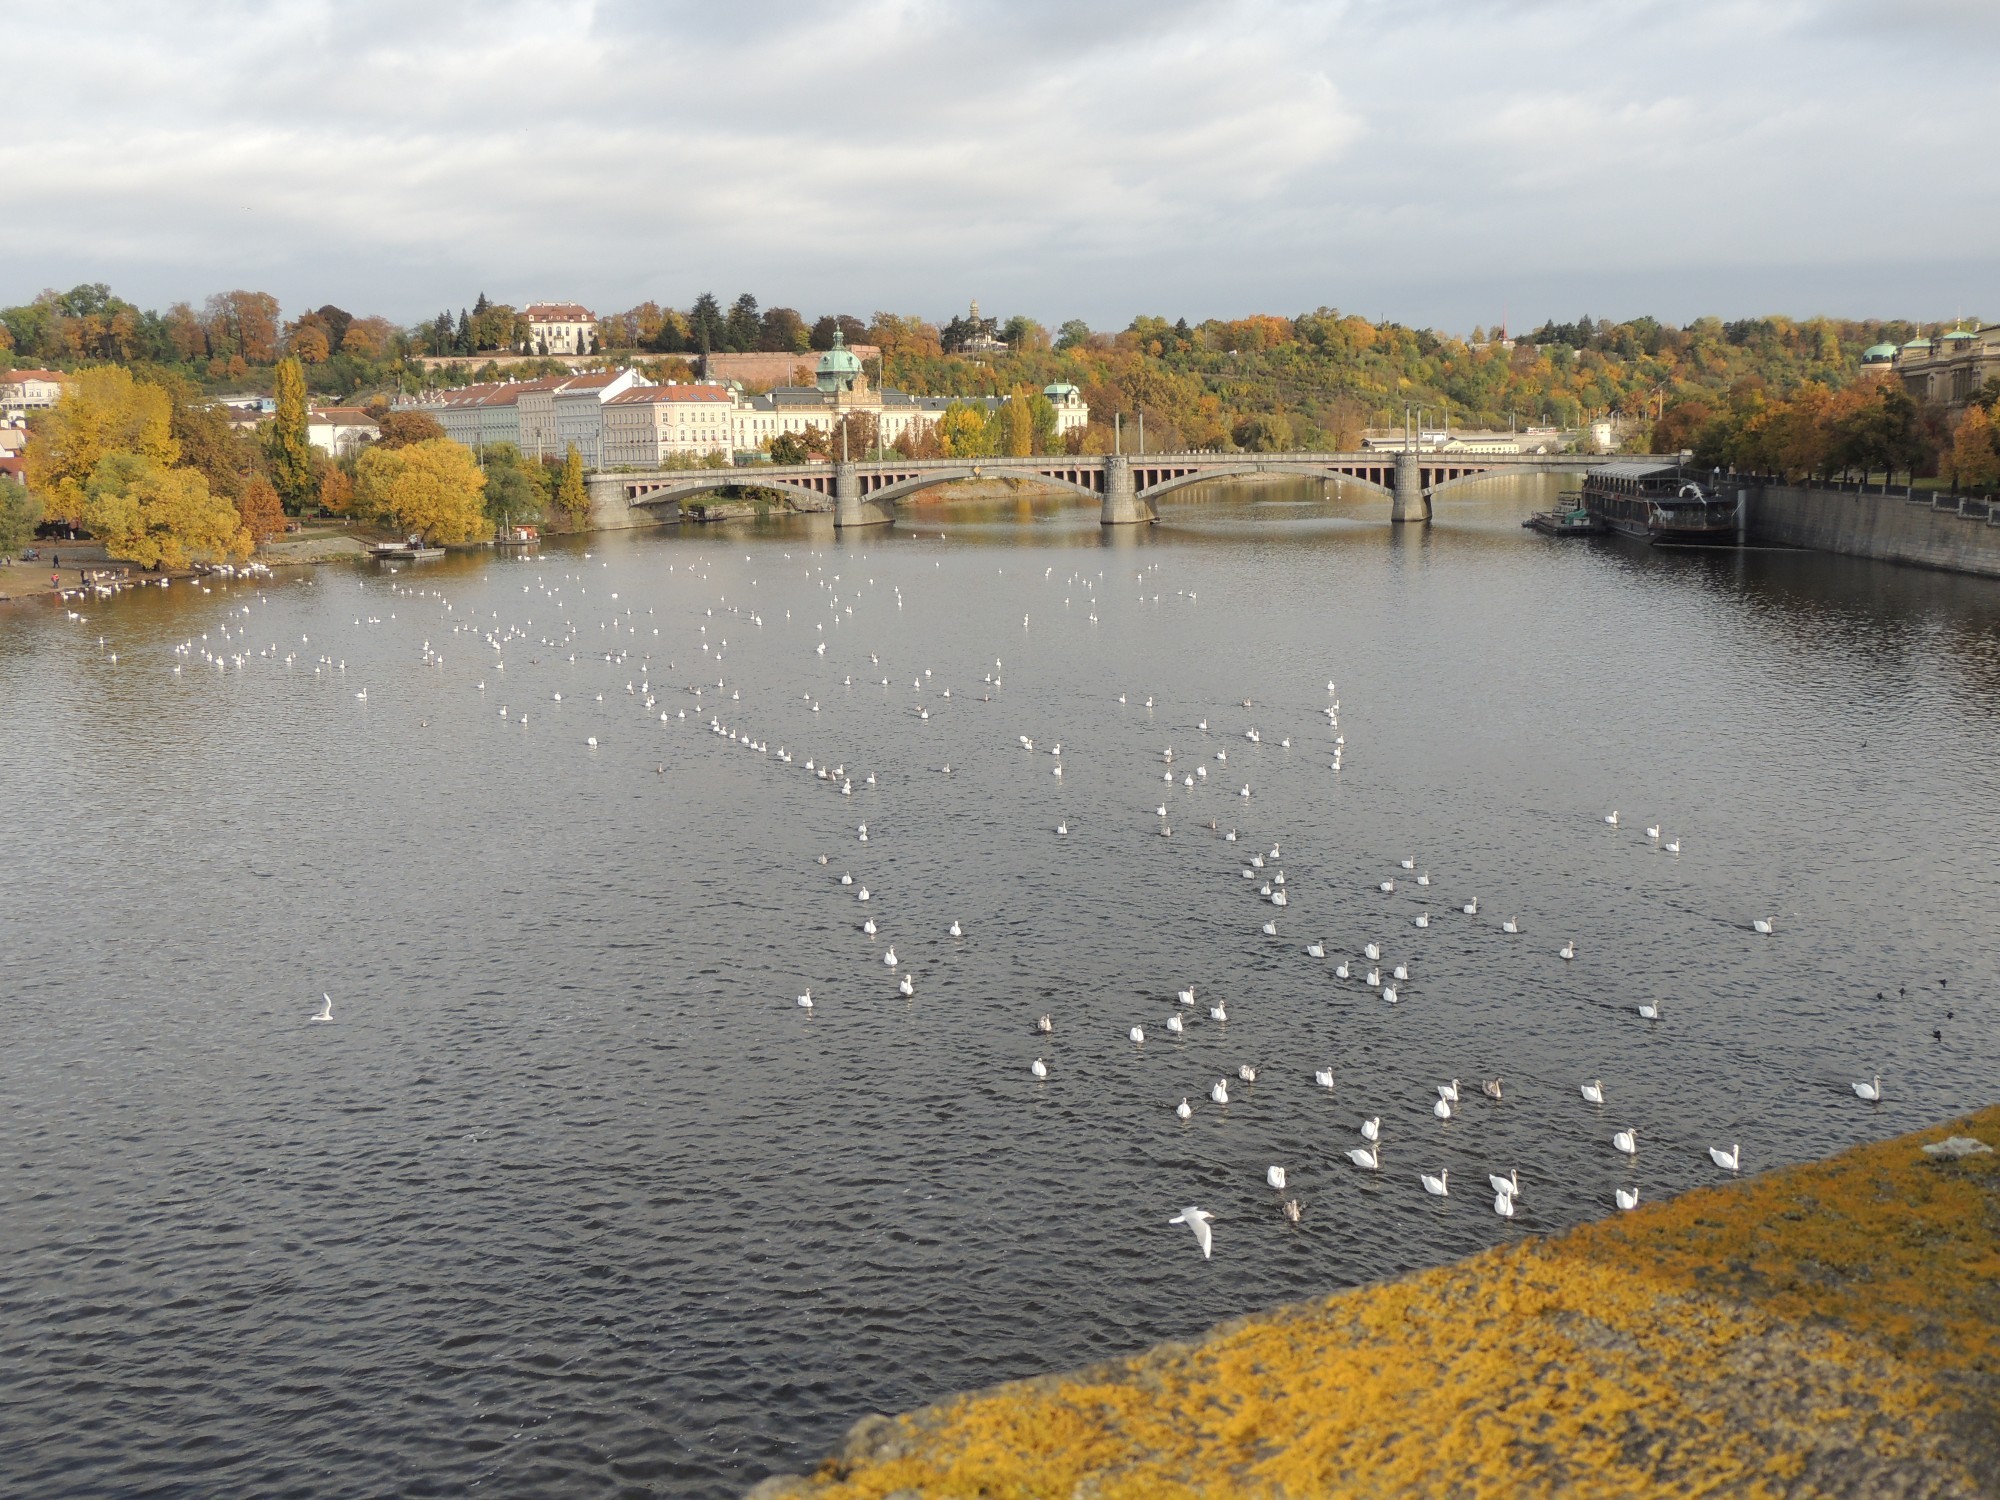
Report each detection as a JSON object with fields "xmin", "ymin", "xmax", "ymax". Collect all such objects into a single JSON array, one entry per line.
[
  {"xmin": 752, "ymin": 1104, "xmax": 2000, "ymax": 1498},
  {"xmin": 1746, "ymin": 483, "xmax": 2000, "ymax": 579},
  {"xmin": 0, "ymin": 532, "xmax": 371, "ymax": 606}
]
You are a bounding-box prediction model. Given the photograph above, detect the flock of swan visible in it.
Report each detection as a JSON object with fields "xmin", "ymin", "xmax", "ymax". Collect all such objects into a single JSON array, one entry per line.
[{"xmin": 99, "ymin": 544, "xmax": 1900, "ymax": 1268}]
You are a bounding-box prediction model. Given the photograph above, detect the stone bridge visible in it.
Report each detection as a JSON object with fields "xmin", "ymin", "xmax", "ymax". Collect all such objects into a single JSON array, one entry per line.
[{"xmin": 586, "ymin": 451, "xmax": 1613, "ymax": 530}]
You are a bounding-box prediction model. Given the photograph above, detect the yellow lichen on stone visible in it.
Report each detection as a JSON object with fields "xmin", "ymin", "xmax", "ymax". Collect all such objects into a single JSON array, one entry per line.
[{"xmin": 784, "ymin": 1107, "xmax": 1999, "ymax": 1498}]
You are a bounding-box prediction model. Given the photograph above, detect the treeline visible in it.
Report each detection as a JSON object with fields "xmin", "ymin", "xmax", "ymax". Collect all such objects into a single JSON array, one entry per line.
[
  {"xmin": 15, "ymin": 356, "xmax": 603, "ymax": 568},
  {"xmin": 4, "ymin": 280, "xmax": 1987, "ymax": 472}
]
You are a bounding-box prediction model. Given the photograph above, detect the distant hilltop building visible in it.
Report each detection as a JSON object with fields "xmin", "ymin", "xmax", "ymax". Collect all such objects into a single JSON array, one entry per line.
[
  {"xmin": 0, "ymin": 368, "xmax": 68, "ymax": 418},
  {"xmin": 522, "ymin": 302, "xmax": 597, "ymax": 357},
  {"xmin": 1888, "ymin": 326, "xmax": 2000, "ymax": 407},
  {"xmin": 396, "ymin": 332, "xmax": 1087, "ymax": 468}
]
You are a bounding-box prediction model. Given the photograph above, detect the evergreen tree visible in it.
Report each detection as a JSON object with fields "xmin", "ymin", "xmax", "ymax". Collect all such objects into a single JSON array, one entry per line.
[
  {"xmin": 690, "ymin": 293, "xmax": 724, "ymax": 354},
  {"xmin": 266, "ymin": 356, "xmax": 316, "ymax": 514},
  {"xmin": 473, "ymin": 291, "xmax": 490, "ymax": 316},
  {"xmin": 455, "ymin": 309, "xmax": 474, "ymax": 353}
]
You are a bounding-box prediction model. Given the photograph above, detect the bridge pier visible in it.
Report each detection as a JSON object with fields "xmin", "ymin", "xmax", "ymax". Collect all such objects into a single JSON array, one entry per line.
[
  {"xmin": 1100, "ymin": 455, "xmax": 1156, "ymax": 526},
  {"xmin": 832, "ymin": 462, "xmax": 890, "ymax": 529},
  {"xmin": 586, "ymin": 475, "xmax": 662, "ymax": 529},
  {"xmin": 1391, "ymin": 453, "xmax": 1431, "ymax": 524}
]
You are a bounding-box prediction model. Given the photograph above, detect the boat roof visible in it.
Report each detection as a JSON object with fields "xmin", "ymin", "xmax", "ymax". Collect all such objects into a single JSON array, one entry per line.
[{"xmin": 1590, "ymin": 460, "xmax": 1682, "ymax": 480}]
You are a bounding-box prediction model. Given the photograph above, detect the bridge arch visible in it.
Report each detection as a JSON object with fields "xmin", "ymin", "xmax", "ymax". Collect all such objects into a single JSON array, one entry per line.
[
  {"xmin": 625, "ymin": 472, "xmax": 836, "ymax": 511},
  {"xmin": 868, "ymin": 466, "xmax": 1104, "ymax": 506},
  {"xmin": 1423, "ymin": 464, "xmax": 1571, "ymax": 502},
  {"xmin": 1135, "ymin": 461, "xmax": 1395, "ymax": 505}
]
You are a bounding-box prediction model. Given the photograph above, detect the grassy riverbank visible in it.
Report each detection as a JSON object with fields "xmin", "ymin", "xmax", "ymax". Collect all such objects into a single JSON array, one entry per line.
[{"xmin": 755, "ymin": 1105, "xmax": 2000, "ymax": 1498}]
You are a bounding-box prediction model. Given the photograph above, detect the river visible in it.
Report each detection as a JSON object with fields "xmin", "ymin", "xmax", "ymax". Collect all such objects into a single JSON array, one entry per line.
[{"xmin": 3, "ymin": 476, "xmax": 1997, "ymax": 1497}]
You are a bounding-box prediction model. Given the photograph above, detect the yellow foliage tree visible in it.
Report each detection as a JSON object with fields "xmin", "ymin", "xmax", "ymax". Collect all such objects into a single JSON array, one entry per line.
[
  {"xmin": 26, "ymin": 366, "xmax": 179, "ymax": 525},
  {"xmin": 354, "ymin": 439, "xmax": 491, "ymax": 543},
  {"xmin": 82, "ymin": 454, "xmax": 250, "ymax": 569},
  {"xmin": 1000, "ymin": 389, "xmax": 1034, "ymax": 456},
  {"xmin": 1942, "ymin": 406, "xmax": 2000, "ymax": 493}
]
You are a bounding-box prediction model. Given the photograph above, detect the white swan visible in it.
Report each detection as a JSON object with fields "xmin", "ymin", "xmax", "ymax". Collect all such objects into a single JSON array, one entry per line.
[
  {"xmin": 1261, "ymin": 920, "xmax": 1277, "ymax": 936},
  {"xmin": 1613, "ymin": 1128, "xmax": 1638, "ymax": 1155},
  {"xmin": 1211, "ymin": 1079, "xmax": 1230, "ymax": 1105},
  {"xmin": 796, "ymin": 990, "xmax": 815, "ymax": 1009},
  {"xmin": 1414, "ymin": 912, "xmax": 1430, "ymax": 928},
  {"xmin": 1400, "ymin": 857, "xmax": 1416, "ymax": 871},
  {"xmin": 1392, "ymin": 964, "xmax": 1409, "ymax": 981},
  {"xmin": 949, "ymin": 920, "xmax": 963, "ymax": 937},
  {"xmin": 1178, "ymin": 986, "xmax": 1196, "ymax": 1006},
  {"xmin": 1417, "ymin": 872, "xmax": 1430, "ymax": 887},
  {"xmin": 1209, "ymin": 1003, "xmax": 1228, "ymax": 1022},
  {"xmin": 1502, "ymin": 918, "xmax": 1520, "ymax": 934},
  {"xmin": 1488, "ymin": 1169, "xmax": 1519, "ymax": 1199},
  {"xmin": 1421, "ymin": 1169, "xmax": 1449, "ymax": 1197},
  {"xmin": 1266, "ymin": 1165, "xmax": 1287, "ymax": 1190},
  {"xmin": 1438, "ymin": 1079, "xmax": 1460, "ymax": 1103},
  {"xmin": 1176, "ymin": 1097, "xmax": 1192, "ymax": 1120},
  {"xmin": 1482, "ymin": 1079, "xmax": 1503, "ymax": 1100},
  {"xmin": 1365, "ymin": 969, "xmax": 1380, "ymax": 987},
  {"xmin": 1129, "ymin": 1026, "xmax": 1145, "ymax": 1043},
  {"xmin": 1853, "ymin": 1075, "xmax": 1883, "ymax": 1102},
  {"xmin": 1709, "ymin": 1142, "xmax": 1741, "ymax": 1171},
  {"xmin": 1306, "ymin": 941, "xmax": 1325, "ymax": 958},
  {"xmin": 1637, "ymin": 1002, "xmax": 1661, "ymax": 1021},
  {"xmin": 862, "ymin": 918, "xmax": 877, "ymax": 935},
  {"xmin": 1493, "ymin": 1190, "xmax": 1515, "ymax": 1218},
  {"xmin": 1579, "ymin": 1078, "xmax": 1607, "ymax": 1105},
  {"xmin": 1168, "ymin": 1206, "xmax": 1214, "ymax": 1259},
  {"xmin": 1752, "ymin": 917, "xmax": 1774, "ymax": 935},
  {"xmin": 857, "ymin": 886, "xmax": 870, "ymax": 902},
  {"xmin": 1665, "ymin": 839, "xmax": 1681, "ymax": 854},
  {"xmin": 1605, "ymin": 810, "xmax": 1619, "ymax": 826},
  {"xmin": 1382, "ymin": 986, "xmax": 1399, "ymax": 1004},
  {"xmin": 1167, "ymin": 1013, "xmax": 1184, "ymax": 1034},
  {"xmin": 1646, "ymin": 824, "xmax": 1660, "ymax": 841},
  {"xmin": 1237, "ymin": 1064, "xmax": 1258, "ymax": 1082},
  {"xmin": 311, "ymin": 993, "xmax": 333, "ymax": 1022},
  {"xmin": 1345, "ymin": 1143, "xmax": 1380, "ymax": 1170},
  {"xmin": 1433, "ymin": 1097, "xmax": 1453, "ymax": 1120},
  {"xmin": 882, "ymin": 947, "xmax": 898, "ymax": 967},
  {"xmin": 1360, "ymin": 1116, "xmax": 1380, "ymax": 1142},
  {"xmin": 1462, "ymin": 898, "xmax": 1479, "ymax": 916},
  {"xmin": 1314, "ymin": 1068, "xmax": 1335, "ymax": 1089},
  {"xmin": 1364, "ymin": 942, "xmax": 1381, "ymax": 961},
  {"xmin": 899, "ymin": 974, "xmax": 914, "ymax": 997},
  {"xmin": 1334, "ymin": 962, "xmax": 1349, "ymax": 979},
  {"xmin": 840, "ymin": 872, "xmax": 853, "ymax": 885},
  {"xmin": 1379, "ymin": 879, "xmax": 1395, "ymax": 893},
  {"xmin": 1615, "ymin": 1186, "xmax": 1640, "ymax": 1211},
  {"xmin": 1559, "ymin": 940, "xmax": 1575, "ymax": 960}
]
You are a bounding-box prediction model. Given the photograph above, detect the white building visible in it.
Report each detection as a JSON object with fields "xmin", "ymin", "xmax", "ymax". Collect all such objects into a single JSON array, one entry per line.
[
  {"xmin": 551, "ymin": 369, "xmax": 643, "ymax": 467},
  {"xmin": 522, "ymin": 303, "xmax": 596, "ymax": 356},
  {"xmin": 305, "ymin": 406, "xmax": 380, "ymax": 457},
  {"xmin": 401, "ymin": 369, "xmax": 644, "ymax": 464},
  {"xmin": 0, "ymin": 369, "xmax": 67, "ymax": 417},
  {"xmin": 1042, "ymin": 383, "xmax": 1090, "ymax": 438},
  {"xmin": 603, "ymin": 384, "xmax": 739, "ymax": 466}
]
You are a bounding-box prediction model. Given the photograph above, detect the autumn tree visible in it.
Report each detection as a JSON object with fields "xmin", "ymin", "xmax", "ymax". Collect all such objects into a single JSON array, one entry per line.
[
  {"xmin": 999, "ymin": 389, "xmax": 1034, "ymax": 456},
  {"xmin": 363, "ymin": 405, "xmax": 445, "ymax": 448},
  {"xmin": 236, "ymin": 477, "xmax": 287, "ymax": 545},
  {"xmin": 82, "ymin": 452, "xmax": 251, "ymax": 569},
  {"xmin": 142, "ymin": 367, "xmax": 257, "ymax": 503},
  {"xmin": 288, "ymin": 323, "xmax": 331, "ymax": 364},
  {"xmin": 202, "ymin": 290, "xmax": 281, "ymax": 364},
  {"xmin": 354, "ymin": 439, "xmax": 489, "ymax": 543},
  {"xmin": 480, "ymin": 444, "xmax": 545, "ymax": 531},
  {"xmin": 552, "ymin": 443, "xmax": 588, "ymax": 528},
  {"xmin": 26, "ymin": 366, "xmax": 179, "ymax": 525},
  {"xmin": 769, "ymin": 431, "xmax": 809, "ymax": 466},
  {"xmin": 937, "ymin": 401, "xmax": 996, "ymax": 458},
  {"xmin": 319, "ymin": 464, "xmax": 355, "ymax": 514},
  {"xmin": 267, "ymin": 357, "xmax": 315, "ymax": 512},
  {"xmin": 1941, "ymin": 406, "xmax": 2000, "ymax": 492}
]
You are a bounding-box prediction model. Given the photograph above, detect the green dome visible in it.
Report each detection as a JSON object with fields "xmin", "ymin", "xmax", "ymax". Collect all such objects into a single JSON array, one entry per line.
[
  {"xmin": 1902, "ymin": 337, "xmax": 1933, "ymax": 350},
  {"xmin": 816, "ymin": 330, "xmax": 863, "ymax": 392},
  {"xmin": 1861, "ymin": 342, "xmax": 1898, "ymax": 361},
  {"xmin": 1942, "ymin": 329, "xmax": 1976, "ymax": 342}
]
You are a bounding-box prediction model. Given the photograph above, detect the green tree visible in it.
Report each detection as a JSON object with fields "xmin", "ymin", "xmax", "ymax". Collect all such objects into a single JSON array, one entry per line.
[
  {"xmin": 0, "ymin": 484, "xmax": 44, "ymax": 553},
  {"xmin": 725, "ymin": 293, "xmax": 760, "ymax": 352},
  {"xmin": 267, "ymin": 356, "xmax": 315, "ymax": 513},
  {"xmin": 553, "ymin": 443, "xmax": 588, "ymax": 527},
  {"xmin": 480, "ymin": 445, "xmax": 545, "ymax": 531},
  {"xmin": 354, "ymin": 439, "xmax": 490, "ymax": 543},
  {"xmin": 1027, "ymin": 393, "xmax": 1058, "ymax": 453},
  {"xmin": 689, "ymin": 293, "xmax": 725, "ymax": 353},
  {"xmin": 769, "ymin": 431, "xmax": 809, "ymax": 466},
  {"xmin": 1055, "ymin": 319, "xmax": 1093, "ymax": 351}
]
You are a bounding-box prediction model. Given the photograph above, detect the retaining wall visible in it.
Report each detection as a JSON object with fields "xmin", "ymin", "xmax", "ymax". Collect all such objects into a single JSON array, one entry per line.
[{"xmin": 1746, "ymin": 483, "xmax": 2000, "ymax": 579}]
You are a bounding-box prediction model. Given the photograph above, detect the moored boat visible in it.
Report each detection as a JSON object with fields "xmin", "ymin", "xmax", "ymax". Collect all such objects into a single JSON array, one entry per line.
[{"xmin": 1582, "ymin": 461, "xmax": 1737, "ymax": 545}]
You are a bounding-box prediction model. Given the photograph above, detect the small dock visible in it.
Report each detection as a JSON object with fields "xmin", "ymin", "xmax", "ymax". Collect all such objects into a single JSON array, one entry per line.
[
  {"xmin": 1524, "ymin": 506, "xmax": 1605, "ymax": 537},
  {"xmin": 370, "ymin": 539, "xmax": 445, "ymax": 561}
]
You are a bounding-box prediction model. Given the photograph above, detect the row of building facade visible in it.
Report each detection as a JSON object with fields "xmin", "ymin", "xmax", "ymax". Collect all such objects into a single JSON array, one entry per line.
[{"xmin": 394, "ymin": 335, "xmax": 1090, "ymax": 468}]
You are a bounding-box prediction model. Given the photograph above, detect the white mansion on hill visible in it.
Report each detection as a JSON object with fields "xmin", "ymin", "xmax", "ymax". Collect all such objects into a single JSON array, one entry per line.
[{"xmin": 397, "ymin": 335, "xmax": 1089, "ymax": 467}]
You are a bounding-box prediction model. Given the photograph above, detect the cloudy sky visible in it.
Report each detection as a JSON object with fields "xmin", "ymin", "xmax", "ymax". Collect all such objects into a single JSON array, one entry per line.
[{"xmin": 10, "ymin": 0, "xmax": 1997, "ymax": 332}]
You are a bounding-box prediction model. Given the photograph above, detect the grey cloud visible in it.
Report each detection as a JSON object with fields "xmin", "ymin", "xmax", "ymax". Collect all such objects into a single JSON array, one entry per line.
[{"xmin": 5, "ymin": 0, "xmax": 1996, "ymax": 331}]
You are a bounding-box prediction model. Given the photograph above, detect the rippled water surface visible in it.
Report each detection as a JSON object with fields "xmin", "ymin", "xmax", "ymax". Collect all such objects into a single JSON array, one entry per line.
[{"xmin": 4, "ymin": 478, "xmax": 1999, "ymax": 1497}]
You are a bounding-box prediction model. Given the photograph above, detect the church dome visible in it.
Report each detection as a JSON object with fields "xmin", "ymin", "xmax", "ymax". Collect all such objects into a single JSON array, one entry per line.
[
  {"xmin": 816, "ymin": 330, "xmax": 863, "ymax": 392},
  {"xmin": 1861, "ymin": 342, "xmax": 1898, "ymax": 362}
]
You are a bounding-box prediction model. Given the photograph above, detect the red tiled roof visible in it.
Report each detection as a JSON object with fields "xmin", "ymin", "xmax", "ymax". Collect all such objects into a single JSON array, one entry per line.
[
  {"xmin": 309, "ymin": 407, "xmax": 377, "ymax": 423},
  {"xmin": 525, "ymin": 303, "xmax": 594, "ymax": 322},
  {"xmin": 1, "ymin": 369, "xmax": 67, "ymax": 384}
]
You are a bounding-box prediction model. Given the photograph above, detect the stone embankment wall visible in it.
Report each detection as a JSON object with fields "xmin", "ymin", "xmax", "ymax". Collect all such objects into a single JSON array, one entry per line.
[
  {"xmin": 1746, "ymin": 484, "xmax": 2000, "ymax": 579},
  {"xmin": 751, "ymin": 1105, "xmax": 2000, "ymax": 1499}
]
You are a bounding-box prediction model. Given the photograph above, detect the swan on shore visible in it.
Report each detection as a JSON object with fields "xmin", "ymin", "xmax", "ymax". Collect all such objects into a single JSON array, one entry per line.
[{"xmin": 1169, "ymin": 1206, "xmax": 1214, "ymax": 1259}]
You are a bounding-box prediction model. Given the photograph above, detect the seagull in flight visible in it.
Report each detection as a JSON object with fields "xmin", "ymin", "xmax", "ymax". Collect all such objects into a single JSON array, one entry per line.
[{"xmin": 1168, "ymin": 1206, "xmax": 1214, "ymax": 1258}]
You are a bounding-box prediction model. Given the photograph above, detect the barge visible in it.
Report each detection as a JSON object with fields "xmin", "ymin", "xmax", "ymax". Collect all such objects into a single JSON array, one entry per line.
[{"xmin": 1582, "ymin": 461, "xmax": 1738, "ymax": 545}]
